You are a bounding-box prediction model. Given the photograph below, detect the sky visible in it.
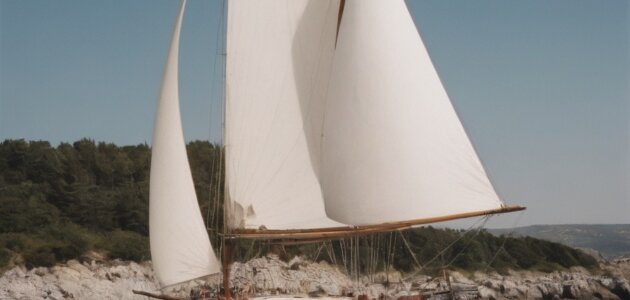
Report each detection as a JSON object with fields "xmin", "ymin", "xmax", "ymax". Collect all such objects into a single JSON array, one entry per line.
[{"xmin": 0, "ymin": 0, "xmax": 628, "ymax": 227}]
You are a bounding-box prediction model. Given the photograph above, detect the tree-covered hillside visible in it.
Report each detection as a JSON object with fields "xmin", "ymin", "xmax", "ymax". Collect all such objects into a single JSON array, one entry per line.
[
  {"xmin": 490, "ymin": 224, "xmax": 630, "ymax": 260},
  {"xmin": 0, "ymin": 139, "xmax": 597, "ymax": 274},
  {"xmin": 0, "ymin": 139, "xmax": 223, "ymax": 269}
]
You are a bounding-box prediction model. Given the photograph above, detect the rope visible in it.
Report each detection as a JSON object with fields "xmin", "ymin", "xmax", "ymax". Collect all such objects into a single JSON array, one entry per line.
[
  {"xmin": 313, "ymin": 242, "xmax": 325, "ymax": 262},
  {"xmin": 444, "ymin": 216, "xmax": 491, "ymax": 268},
  {"xmin": 403, "ymin": 216, "xmax": 489, "ymax": 280},
  {"xmin": 484, "ymin": 210, "xmax": 525, "ymax": 271},
  {"xmin": 398, "ymin": 230, "xmax": 423, "ymax": 271},
  {"xmin": 330, "ymin": 241, "xmax": 337, "ymax": 265},
  {"xmin": 207, "ymin": 0, "xmax": 227, "ymax": 242},
  {"xmin": 340, "ymin": 238, "xmax": 348, "ymax": 274}
]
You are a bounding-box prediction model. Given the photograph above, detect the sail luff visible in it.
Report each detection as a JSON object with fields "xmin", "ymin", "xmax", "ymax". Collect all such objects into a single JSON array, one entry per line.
[{"xmin": 150, "ymin": 0, "xmax": 220, "ymax": 287}]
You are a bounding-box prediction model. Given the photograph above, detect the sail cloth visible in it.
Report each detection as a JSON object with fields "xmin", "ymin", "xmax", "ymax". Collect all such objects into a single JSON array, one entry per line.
[
  {"xmin": 225, "ymin": 0, "xmax": 505, "ymax": 229},
  {"xmin": 150, "ymin": 0, "xmax": 220, "ymax": 287},
  {"xmin": 320, "ymin": 0, "xmax": 503, "ymax": 225},
  {"xmin": 225, "ymin": 0, "xmax": 343, "ymax": 230}
]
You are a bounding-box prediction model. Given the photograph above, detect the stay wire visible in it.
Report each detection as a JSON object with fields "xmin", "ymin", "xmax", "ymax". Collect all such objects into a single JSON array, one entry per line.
[
  {"xmin": 444, "ymin": 216, "xmax": 491, "ymax": 268},
  {"xmin": 403, "ymin": 216, "xmax": 489, "ymax": 280},
  {"xmin": 483, "ymin": 210, "xmax": 525, "ymax": 272}
]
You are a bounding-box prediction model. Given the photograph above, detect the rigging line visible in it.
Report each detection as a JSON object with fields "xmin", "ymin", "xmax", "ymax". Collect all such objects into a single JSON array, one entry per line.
[
  {"xmin": 372, "ymin": 234, "xmax": 380, "ymax": 281},
  {"xmin": 409, "ymin": 217, "xmax": 493, "ymax": 293},
  {"xmin": 444, "ymin": 216, "xmax": 491, "ymax": 268},
  {"xmin": 313, "ymin": 242, "xmax": 325, "ymax": 262},
  {"xmin": 328, "ymin": 240, "xmax": 337, "ymax": 266},
  {"xmin": 326, "ymin": 241, "xmax": 333, "ymax": 266},
  {"xmin": 484, "ymin": 210, "xmax": 524, "ymax": 272},
  {"xmin": 206, "ymin": 145, "xmax": 216, "ymax": 229},
  {"xmin": 341, "ymin": 238, "xmax": 348, "ymax": 274},
  {"xmin": 207, "ymin": 0, "xmax": 226, "ymax": 234},
  {"xmin": 207, "ymin": 0, "xmax": 226, "ymax": 243},
  {"xmin": 356, "ymin": 236, "xmax": 359, "ymax": 282},
  {"xmin": 213, "ymin": 148, "xmax": 222, "ymax": 244},
  {"xmin": 403, "ymin": 216, "xmax": 488, "ymax": 280},
  {"xmin": 391, "ymin": 232, "xmax": 398, "ymax": 271},
  {"xmin": 217, "ymin": 146, "xmax": 225, "ymax": 233},
  {"xmin": 348, "ymin": 237, "xmax": 355, "ymax": 281},
  {"xmin": 368, "ymin": 234, "xmax": 374, "ymax": 282},
  {"xmin": 349, "ymin": 236, "xmax": 354, "ymax": 280},
  {"xmin": 385, "ymin": 232, "xmax": 392, "ymax": 282},
  {"xmin": 398, "ymin": 230, "xmax": 422, "ymax": 271},
  {"xmin": 244, "ymin": 239, "xmax": 257, "ymax": 261}
]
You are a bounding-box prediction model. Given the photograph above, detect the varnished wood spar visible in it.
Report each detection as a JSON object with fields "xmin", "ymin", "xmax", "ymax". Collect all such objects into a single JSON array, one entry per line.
[
  {"xmin": 230, "ymin": 205, "xmax": 525, "ymax": 240},
  {"xmin": 132, "ymin": 290, "xmax": 187, "ymax": 300},
  {"xmin": 222, "ymin": 238, "xmax": 232, "ymax": 300}
]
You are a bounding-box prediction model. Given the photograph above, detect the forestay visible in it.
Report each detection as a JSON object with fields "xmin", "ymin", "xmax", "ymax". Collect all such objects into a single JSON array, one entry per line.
[{"xmin": 150, "ymin": 0, "xmax": 220, "ymax": 287}]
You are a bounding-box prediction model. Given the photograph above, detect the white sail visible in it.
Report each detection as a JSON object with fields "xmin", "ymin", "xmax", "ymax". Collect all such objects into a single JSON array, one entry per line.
[
  {"xmin": 225, "ymin": 0, "xmax": 343, "ymax": 230},
  {"xmin": 150, "ymin": 0, "xmax": 220, "ymax": 287},
  {"xmin": 320, "ymin": 0, "xmax": 504, "ymax": 225}
]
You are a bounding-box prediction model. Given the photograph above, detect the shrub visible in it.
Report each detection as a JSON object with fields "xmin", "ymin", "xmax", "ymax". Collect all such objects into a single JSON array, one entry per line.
[
  {"xmin": 0, "ymin": 249, "xmax": 10, "ymax": 269},
  {"xmin": 103, "ymin": 230, "xmax": 149, "ymax": 261},
  {"xmin": 24, "ymin": 244, "xmax": 56, "ymax": 268}
]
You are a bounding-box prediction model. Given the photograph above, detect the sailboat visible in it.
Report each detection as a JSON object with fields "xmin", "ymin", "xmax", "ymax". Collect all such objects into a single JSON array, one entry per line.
[{"xmin": 148, "ymin": 0, "xmax": 525, "ymax": 294}]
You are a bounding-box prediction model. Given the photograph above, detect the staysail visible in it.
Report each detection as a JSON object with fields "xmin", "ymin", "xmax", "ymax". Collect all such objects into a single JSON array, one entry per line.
[
  {"xmin": 225, "ymin": 0, "xmax": 343, "ymax": 230},
  {"xmin": 150, "ymin": 0, "xmax": 220, "ymax": 287}
]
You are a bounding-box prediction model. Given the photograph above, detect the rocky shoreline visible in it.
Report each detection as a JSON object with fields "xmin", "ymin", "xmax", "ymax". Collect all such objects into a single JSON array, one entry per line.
[{"xmin": 1, "ymin": 256, "xmax": 628, "ymax": 299}]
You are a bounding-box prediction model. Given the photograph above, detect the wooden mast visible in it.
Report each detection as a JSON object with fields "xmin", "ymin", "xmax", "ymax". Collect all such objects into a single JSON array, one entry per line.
[
  {"xmin": 222, "ymin": 237, "xmax": 232, "ymax": 300},
  {"xmin": 221, "ymin": 0, "xmax": 230, "ymax": 294}
]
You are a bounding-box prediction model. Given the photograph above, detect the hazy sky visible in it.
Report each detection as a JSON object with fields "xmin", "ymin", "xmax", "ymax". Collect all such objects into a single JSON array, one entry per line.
[{"xmin": 0, "ymin": 0, "xmax": 628, "ymax": 227}]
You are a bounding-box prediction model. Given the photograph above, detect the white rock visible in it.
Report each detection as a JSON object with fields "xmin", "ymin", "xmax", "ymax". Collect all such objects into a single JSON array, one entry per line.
[{"xmin": 477, "ymin": 286, "xmax": 496, "ymax": 299}]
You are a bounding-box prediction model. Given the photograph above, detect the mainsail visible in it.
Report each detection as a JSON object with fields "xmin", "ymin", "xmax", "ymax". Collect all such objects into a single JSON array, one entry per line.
[{"xmin": 150, "ymin": 0, "xmax": 220, "ymax": 287}]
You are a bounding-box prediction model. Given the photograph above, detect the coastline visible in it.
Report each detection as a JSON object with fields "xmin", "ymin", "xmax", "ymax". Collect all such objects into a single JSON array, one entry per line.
[{"xmin": 1, "ymin": 256, "xmax": 628, "ymax": 300}]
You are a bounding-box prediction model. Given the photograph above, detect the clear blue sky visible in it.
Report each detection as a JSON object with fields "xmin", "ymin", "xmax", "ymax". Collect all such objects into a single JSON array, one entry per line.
[{"xmin": 1, "ymin": 0, "xmax": 628, "ymax": 226}]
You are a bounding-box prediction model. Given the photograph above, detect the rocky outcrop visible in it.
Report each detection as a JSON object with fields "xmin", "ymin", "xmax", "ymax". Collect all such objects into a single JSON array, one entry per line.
[
  {"xmin": 0, "ymin": 260, "xmax": 158, "ymax": 300},
  {"xmin": 1, "ymin": 256, "xmax": 629, "ymax": 299},
  {"xmin": 231, "ymin": 255, "xmax": 353, "ymax": 296}
]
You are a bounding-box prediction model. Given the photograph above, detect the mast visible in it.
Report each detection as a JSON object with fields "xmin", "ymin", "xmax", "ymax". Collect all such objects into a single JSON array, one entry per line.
[{"xmin": 221, "ymin": 0, "xmax": 232, "ymax": 299}]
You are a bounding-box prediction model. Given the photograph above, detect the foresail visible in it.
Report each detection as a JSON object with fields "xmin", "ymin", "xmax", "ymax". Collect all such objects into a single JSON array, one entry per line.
[
  {"xmin": 225, "ymin": 0, "xmax": 343, "ymax": 230},
  {"xmin": 320, "ymin": 0, "xmax": 505, "ymax": 225},
  {"xmin": 150, "ymin": 0, "xmax": 220, "ymax": 287}
]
